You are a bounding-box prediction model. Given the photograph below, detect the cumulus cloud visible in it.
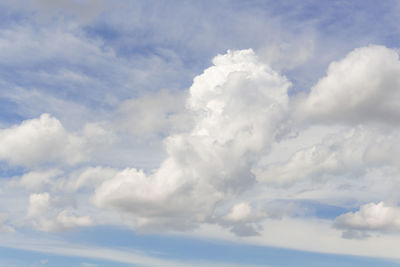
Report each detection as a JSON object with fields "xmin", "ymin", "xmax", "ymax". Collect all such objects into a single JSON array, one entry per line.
[
  {"xmin": 27, "ymin": 192, "xmax": 92, "ymax": 232},
  {"xmin": 0, "ymin": 114, "xmax": 84, "ymax": 167},
  {"xmin": 30, "ymin": 210, "xmax": 93, "ymax": 233},
  {"xmin": 218, "ymin": 202, "xmax": 267, "ymax": 236},
  {"xmin": 224, "ymin": 203, "xmax": 254, "ymax": 222},
  {"xmin": 64, "ymin": 166, "xmax": 119, "ymax": 192},
  {"xmin": 28, "ymin": 192, "xmax": 50, "ymax": 218},
  {"xmin": 335, "ymin": 202, "xmax": 400, "ymax": 238},
  {"xmin": 298, "ymin": 45, "xmax": 400, "ymax": 125},
  {"xmin": 41, "ymin": 210, "xmax": 92, "ymax": 232},
  {"xmin": 93, "ymin": 49, "xmax": 291, "ymax": 232},
  {"xmin": 0, "ymin": 113, "xmax": 124, "ymax": 168},
  {"xmin": 9, "ymin": 169, "xmax": 63, "ymax": 191}
]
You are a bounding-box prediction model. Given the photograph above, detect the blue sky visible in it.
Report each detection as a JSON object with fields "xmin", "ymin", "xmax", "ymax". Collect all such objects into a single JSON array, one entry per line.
[{"xmin": 1, "ymin": 0, "xmax": 400, "ymax": 266}]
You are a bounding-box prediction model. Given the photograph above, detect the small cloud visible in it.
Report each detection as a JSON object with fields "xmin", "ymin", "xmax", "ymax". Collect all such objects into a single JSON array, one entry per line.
[
  {"xmin": 334, "ymin": 201, "xmax": 400, "ymax": 239},
  {"xmin": 0, "ymin": 114, "xmax": 85, "ymax": 167}
]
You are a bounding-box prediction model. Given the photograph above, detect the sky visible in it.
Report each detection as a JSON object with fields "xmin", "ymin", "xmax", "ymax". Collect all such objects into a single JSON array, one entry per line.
[{"xmin": 1, "ymin": 0, "xmax": 400, "ymax": 266}]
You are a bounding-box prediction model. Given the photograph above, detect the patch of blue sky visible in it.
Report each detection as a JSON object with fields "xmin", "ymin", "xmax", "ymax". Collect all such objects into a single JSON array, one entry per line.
[
  {"xmin": 82, "ymin": 22, "xmax": 209, "ymax": 89},
  {"xmin": 0, "ymin": 162, "xmax": 25, "ymax": 179},
  {"xmin": 83, "ymin": 2, "xmax": 258, "ymax": 59},
  {"xmin": 0, "ymin": 65, "xmax": 132, "ymax": 117},
  {"xmin": 255, "ymin": 0, "xmax": 396, "ymax": 33},
  {"xmin": 0, "ymin": 68, "xmax": 89, "ymax": 104},
  {"xmin": 0, "ymin": 97, "xmax": 26, "ymax": 124},
  {"xmin": 267, "ymin": 199, "xmax": 352, "ymax": 220},
  {"xmin": 0, "ymin": 4, "xmax": 30, "ymax": 28}
]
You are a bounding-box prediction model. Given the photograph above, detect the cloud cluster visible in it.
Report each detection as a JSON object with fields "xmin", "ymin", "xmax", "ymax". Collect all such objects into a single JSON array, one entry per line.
[
  {"xmin": 93, "ymin": 49, "xmax": 291, "ymax": 232},
  {"xmin": 2, "ymin": 45, "xmax": 400, "ymax": 246},
  {"xmin": 2, "ymin": 1, "xmax": 400, "ymax": 263}
]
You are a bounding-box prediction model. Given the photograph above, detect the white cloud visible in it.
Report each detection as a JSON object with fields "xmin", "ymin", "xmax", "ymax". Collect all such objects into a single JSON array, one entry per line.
[
  {"xmin": 93, "ymin": 49, "xmax": 291, "ymax": 232},
  {"xmin": 335, "ymin": 202, "xmax": 400, "ymax": 233},
  {"xmin": 37, "ymin": 210, "xmax": 92, "ymax": 232},
  {"xmin": 0, "ymin": 114, "xmax": 84, "ymax": 167},
  {"xmin": 28, "ymin": 192, "xmax": 50, "ymax": 218},
  {"xmin": 27, "ymin": 192, "xmax": 92, "ymax": 232},
  {"xmin": 218, "ymin": 202, "xmax": 267, "ymax": 236},
  {"xmin": 10, "ymin": 169, "xmax": 63, "ymax": 191},
  {"xmin": 224, "ymin": 203, "xmax": 253, "ymax": 222},
  {"xmin": 297, "ymin": 45, "xmax": 400, "ymax": 125},
  {"xmin": 64, "ymin": 166, "xmax": 119, "ymax": 192}
]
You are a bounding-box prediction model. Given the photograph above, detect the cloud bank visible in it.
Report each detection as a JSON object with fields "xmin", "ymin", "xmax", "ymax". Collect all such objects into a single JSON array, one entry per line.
[{"xmin": 2, "ymin": 43, "xmax": 400, "ymax": 260}]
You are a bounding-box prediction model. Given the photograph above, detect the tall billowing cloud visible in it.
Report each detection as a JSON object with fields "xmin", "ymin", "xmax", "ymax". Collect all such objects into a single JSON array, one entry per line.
[{"xmin": 93, "ymin": 49, "xmax": 291, "ymax": 232}]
